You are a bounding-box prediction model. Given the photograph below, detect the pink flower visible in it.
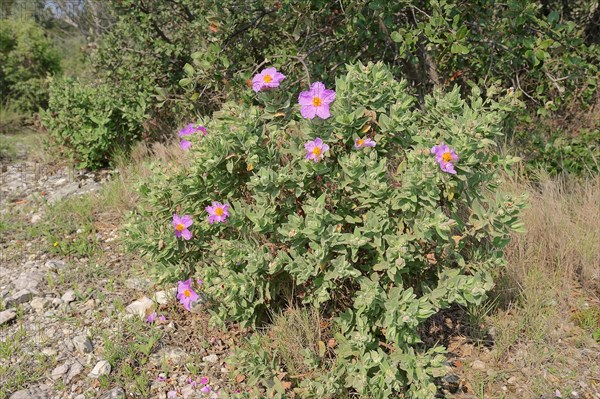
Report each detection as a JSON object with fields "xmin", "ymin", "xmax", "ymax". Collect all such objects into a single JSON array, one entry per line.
[
  {"xmin": 431, "ymin": 143, "xmax": 459, "ymax": 174},
  {"xmin": 200, "ymin": 377, "xmax": 209, "ymax": 385},
  {"xmin": 252, "ymin": 67, "xmax": 286, "ymax": 92},
  {"xmin": 157, "ymin": 375, "xmax": 167, "ymax": 382},
  {"xmin": 298, "ymin": 82, "xmax": 336, "ymax": 119},
  {"xmin": 200, "ymin": 385, "xmax": 211, "ymax": 394},
  {"xmin": 180, "ymin": 140, "xmax": 192, "ymax": 151},
  {"xmin": 305, "ymin": 138, "xmax": 329, "ymax": 162},
  {"xmin": 205, "ymin": 202, "xmax": 230, "ymax": 224},
  {"xmin": 197, "ymin": 278, "xmax": 203, "ymax": 285},
  {"xmin": 178, "ymin": 124, "xmax": 206, "ymax": 137},
  {"xmin": 187, "ymin": 377, "xmax": 197, "ymax": 388},
  {"xmin": 354, "ymin": 138, "xmax": 376, "ymax": 149},
  {"xmin": 147, "ymin": 312, "xmax": 158, "ymax": 323},
  {"xmin": 159, "ymin": 315, "xmax": 166, "ymax": 322},
  {"xmin": 178, "ymin": 124, "xmax": 206, "ymax": 151},
  {"xmin": 177, "ymin": 279, "xmax": 199, "ymax": 311},
  {"xmin": 173, "ymin": 214, "xmax": 193, "ymax": 240}
]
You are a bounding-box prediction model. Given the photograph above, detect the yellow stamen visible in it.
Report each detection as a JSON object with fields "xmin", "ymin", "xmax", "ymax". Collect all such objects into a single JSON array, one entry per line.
[
  {"xmin": 263, "ymin": 74, "xmax": 273, "ymax": 83},
  {"xmin": 312, "ymin": 147, "xmax": 322, "ymax": 156},
  {"xmin": 312, "ymin": 97, "xmax": 322, "ymax": 107},
  {"xmin": 176, "ymin": 223, "xmax": 185, "ymax": 231},
  {"xmin": 442, "ymin": 151, "xmax": 453, "ymax": 162},
  {"xmin": 357, "ymin": 139, "xmax": 365, "ymax": 147},
  {"xmin": 215, "ymin": 207, "xmax": 224, "ymax": 216},
  {"xmin": 183, "ymin": 289, "xmax": 191, "ymax": 298}
]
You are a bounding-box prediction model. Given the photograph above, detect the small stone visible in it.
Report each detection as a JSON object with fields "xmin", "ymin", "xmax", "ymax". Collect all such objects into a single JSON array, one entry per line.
[
  {"xmin": 153, "ymin": 290, "xmax": 173, "ymax": 305},
  {"xmin": 97, "ymin": 387, "xmax": 125, "ymax": 399},
  {"xmin": 74, "ymin": 395, "xmax": 85, "ymax": 399},
  {"xmin": 471, "ymin": 360, "xmax": 486, "ymax": 371},
  {"xmin": 83, "ymin": 299, "xmax": 96, "ymax": 309},
  {"xmin": 31, "ymin": 297, "xmax": 49, "ymax": 312},
  {"xmin": 571, "ymin": 391, "xmax": 579, "ymax": 398},
  {"xmin": 202, "ymin": 354, "xmax": 219, "ymax": 363},
  {"xmin": 442, "ymin": 374, "xmax": 460, "ymax": 394},
  {"xmin": 61, "ymin": 290, "xmax": 76, "ymax": 304},
  {"xmin": 72, "ymin": 335, "xmax": 93, "ymax": 354},
  {"xmin": 89, "ymin": 360, "xmax": 111, "ymax": 378},
  {"xmin": 0, "ymin": 309, "xmax": 16, "ymax": 325},
  {"xmin": 9, "ymin": 390, "xmax": 30, "ymax": 399},
  {"xmin": 149, "ymin": 347, "xmax": 189, "ymax": 366},
  {"xmin": 125, "ymin": 277, "xmax": 151, "ymax": 290},
  {"xmin": 11, "ymin": 271, "xmax": 43, "ymax": 292},
  {"xmin": 45, "ymin": 260, "xmax": 66, "ymax": 270},
  {"xmin": 42, "ymin": 348, "xmax": 57, "ymax": 357},
  {"xmin": 6, "ymin": 289, "xmax": 32, "ymax": 307},
  {"xmin": 51, "ymin": 363, "xmax": 69, "ymax": 380},
  {"xmin": 181, "ymin": 384, "xmax": 194, "ymax": 397},
  {"xmin": 9, "ymin": 389, "xmax": 49, "ymax": 399},
  {"xmin": 507, "ymin": 376, "xmax": 517, "ymax": 385},
  {"xmin": 31, "ymin": 214, "xmax": 42, "ymax": 224},
  {"xmin": 125, "ymin": 296, "xmax": 154, "ymax": 318},
  {"xmin": 66, "ymin": 362, "xmax": 84, "ymax": 383}
]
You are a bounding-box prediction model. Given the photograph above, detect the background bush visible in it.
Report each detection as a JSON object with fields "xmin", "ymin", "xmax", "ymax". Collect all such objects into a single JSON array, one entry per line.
[
  {"xmin": 40, "ymin": 0, "xmax": 598, "ymax": 170},
  {"xmin": 127, "ymin": 62, "xmax": 526, "ymax": 397},
  {"xmin": 41, "ymin": 78, "xmax": 150, "ymax": 169},
  {"xmin": 0, "ymin": 16, "xmax": 62, "ymax": 113}
]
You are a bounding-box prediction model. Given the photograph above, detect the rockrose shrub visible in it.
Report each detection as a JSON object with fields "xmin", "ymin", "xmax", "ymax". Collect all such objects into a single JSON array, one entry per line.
[{"xmin": 127, "ymin": 62, "xmax": 525, "ymax": 397}]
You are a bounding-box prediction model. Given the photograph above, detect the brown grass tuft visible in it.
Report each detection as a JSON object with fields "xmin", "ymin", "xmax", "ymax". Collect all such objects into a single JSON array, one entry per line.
[
  {"xmin": 502, "ymin": 171, "xmax": 600, "ymax": 299},
  {"xmin": 268, "ymin": 306, "xmax": 323, "ymax": 377}
]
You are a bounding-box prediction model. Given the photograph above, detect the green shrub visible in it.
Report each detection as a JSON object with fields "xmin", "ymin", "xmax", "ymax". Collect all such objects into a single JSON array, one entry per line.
[
  {"xmin": 41, "ymin": 78, "xmax": 150, "ymax": 169},
  {"xmin": 41, "ymin": 0, "xmax": 596, "ymax": 170},
  {"xmin": 127, "ymin": 62, "xmax": 525, "ymax": 397},
  {"xmin": 526, "ymin": 128, "xmax": 600, "ymax": 176},
  {"xmin": 97, "ymin": 0, "xmax": 598, "ymax": 138},
  {"xmin": 0, "ymin": 16, "xmax": 62, "ymax": 112},
  {"xmin": 180, "ymin": 1, "xmax": 598, "ymax": 117},
  {"xmin": 0, "ymin": 134, "xmax": 16, "ymax": 161}
]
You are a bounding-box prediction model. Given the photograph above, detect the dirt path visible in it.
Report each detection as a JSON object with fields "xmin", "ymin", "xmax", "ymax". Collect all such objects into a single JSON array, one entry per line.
[{"xmin": 0, "ymin": 141, "xmax": 237, "ymax": 399}]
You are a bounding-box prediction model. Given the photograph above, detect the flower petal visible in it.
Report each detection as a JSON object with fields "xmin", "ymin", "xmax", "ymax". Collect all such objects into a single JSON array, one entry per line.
[
  {"xmin": 181, "ymin": 215, "xmax": 193, "ymax": 227},
  {"xmin": 321, "ymin": 89, "xmax": 336, "ymax": 104},
  {"xmin": 180, "ymin": 140, "xmax": 192, "ymax": 150},
  {"xmin": 300, "ymin": 105, "xmax": 317, "ymax": 119},
  {"xmin": 310, "ymin": 82, "xmax": 325, "ymax": 96},
  {"xmin": 315, "ymin": 105, "xmax": 331, "ymax": 119},
  {"xmin": 298, "ymin": 92, "xmax": 314, "ymax": 106}
]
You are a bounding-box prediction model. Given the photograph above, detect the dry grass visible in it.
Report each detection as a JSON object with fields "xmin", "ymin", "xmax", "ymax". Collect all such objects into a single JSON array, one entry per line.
[
  {"xmin": 502, "ymin": 171, "xmax": 599, "ymax": 302},
  {"xmin": 461, "ymin": 171, "xmax": 600, "ymax": 398},
  {"xmin": 268, "ymin": 306, "xmax": 323, "ymax": 377},
  {"xmin": 96, "ymin": 140, "xmax": 185, "ymax": 219}
]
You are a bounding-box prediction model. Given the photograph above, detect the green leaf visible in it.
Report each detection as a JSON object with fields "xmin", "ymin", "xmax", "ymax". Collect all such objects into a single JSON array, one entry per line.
[
  {"xmin": 179, "ymin": 78, "xmax": 192, "ymax": 87},
  {"xmin": 390, "ymin": 31, "xmax": 403, "ymax": 43},
  {"xmin": 183, "ymin": 63, "xmax": 195, "ymax": 76}
]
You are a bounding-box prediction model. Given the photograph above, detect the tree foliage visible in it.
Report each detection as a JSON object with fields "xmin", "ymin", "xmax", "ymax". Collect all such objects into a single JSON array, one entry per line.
[{"xmin": 0, "ymin": 16, "xmax": 62, "ymax": 112}]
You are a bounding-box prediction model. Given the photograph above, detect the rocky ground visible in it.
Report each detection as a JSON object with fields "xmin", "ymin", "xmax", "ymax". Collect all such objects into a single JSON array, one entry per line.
[
  {"xmin": 0, "ymin": 142, "xmax": 243, "ymax": 399},
  {"xmin": 2, "ymin": 137, "xmax": 599, "ymax": 399}
]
